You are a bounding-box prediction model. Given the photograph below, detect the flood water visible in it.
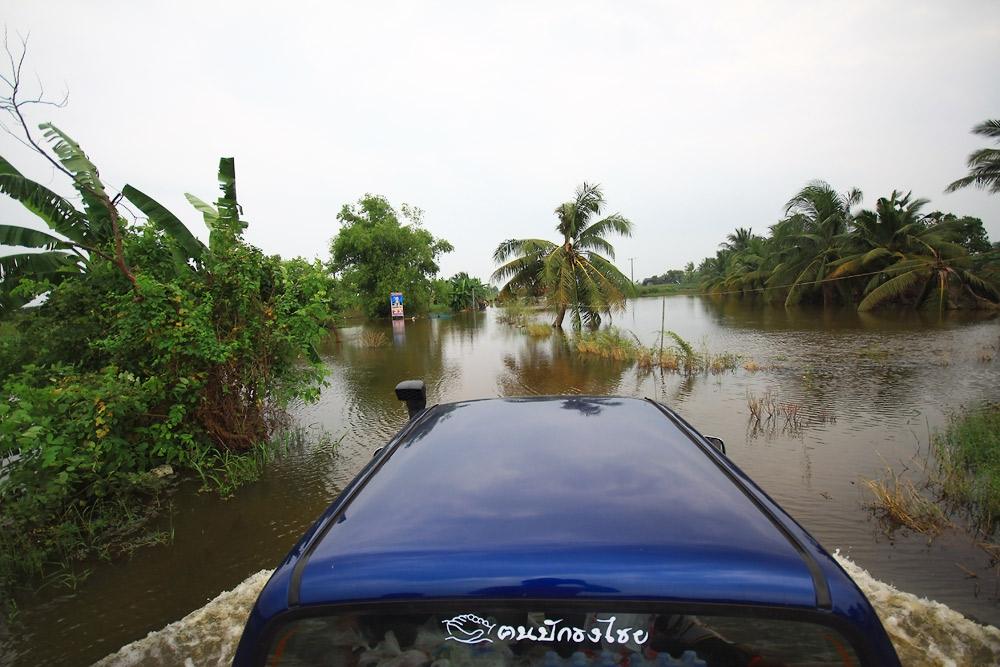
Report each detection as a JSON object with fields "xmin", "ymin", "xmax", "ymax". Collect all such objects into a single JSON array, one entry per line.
[{"xmin": 3, "ymin": 295, "xmax": 1000, "ymax": 666}]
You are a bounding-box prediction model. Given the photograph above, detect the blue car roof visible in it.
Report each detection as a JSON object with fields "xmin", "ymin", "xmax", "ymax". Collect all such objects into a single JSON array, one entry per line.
[{"xmin": 289, "ymin": 396, "xmax": 824, "ymax": 608}]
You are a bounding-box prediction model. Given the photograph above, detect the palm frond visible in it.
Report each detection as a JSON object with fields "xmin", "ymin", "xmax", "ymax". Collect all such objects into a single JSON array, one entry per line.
[
  {"xmin": 945, "ymin": 148, "xmax": 1000, "ymax": 194},
  {"xmin": 579, "ymin": 259, "xmax": 624, "ymax": 310},
  {"xmin": 578, "ymin": 213, "xmax": 632, "ymax": 244},
  {"xmin": 971, "ymin": 119, "xmax": 1000, "ymax": 139},
  {"xmin": 946, "ymin": 121, "xmax": 1000, "ymax": 193},
  {"xmin": 784, "ymin": 257, "xmax": 822, "ymax": 306},
  {"xmin": 858, "ymin": 269, "xmax": 929, "ymax": 311},
  {"xmin": 491, "ymin": 254, "xmax": 543, "ymax": 284},
  {"xmin": 493, "ymin": 238, "xmax": 554, "ymax": 264},
  {"xmin": 574, "ymin": 234, "xmax": 616, "ymax": 258},
  {"xmin": 665, "ymin": 331, "xmax": 695, "ymax": 359},
  {"xmin": 862, "ymin": 247, "xmax": 896, "ymax": 267},
  {"xmin": 574, "ymin": 182, "xmax": 604, "ymax": 218},
  {"xmin": 828, "ymin": 255, "xmax": 865, "ymax": 278},
  {"xmin": 958, "ymin": 269, "xmax": 1000, "ymax": 302},
  {"xmin": 586, "ymin": 253, "xmax": 635, "ymax": 298},
  {"xmin": 543, "ymin": 246, "xmax": 574, "ymax": 307}
]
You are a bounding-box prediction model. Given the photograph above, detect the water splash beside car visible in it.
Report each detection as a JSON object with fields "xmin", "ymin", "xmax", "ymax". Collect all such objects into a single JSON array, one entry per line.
[{"xmin": 94, "ymin": 554, "xmax": 1000, "ymax": 667}]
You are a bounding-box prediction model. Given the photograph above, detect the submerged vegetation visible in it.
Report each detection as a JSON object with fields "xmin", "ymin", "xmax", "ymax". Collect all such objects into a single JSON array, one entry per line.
[
  {"xmin": 574, "ymin": 326, "xmax": 743, "ymax": 376},
  {"xmin": 864, "ymin": 467, "xmax": 949, "ymax": 539},
  {"xmin": 359, "ymin": 330, "xmax": 389, "ymax": 348},
  {"xmin": 861, "ymin": 404, "xmax": 1000, "ymax": 539},
  {"xmin": 934, "ymin": 404, "xmax": 1000, "ymax": 533},
  {"xmin": 431, "ymin": 272, "xmax": 495, "ymax": 313},
  {"xmin": 523, "ymin": 323, "xmax": 554, "ymax": 338}
]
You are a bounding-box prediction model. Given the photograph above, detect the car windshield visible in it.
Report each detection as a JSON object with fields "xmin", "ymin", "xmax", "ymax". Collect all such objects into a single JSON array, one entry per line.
[{"xmin": 264, "ymin": 606, "xmax": 862, "ymax": 666}]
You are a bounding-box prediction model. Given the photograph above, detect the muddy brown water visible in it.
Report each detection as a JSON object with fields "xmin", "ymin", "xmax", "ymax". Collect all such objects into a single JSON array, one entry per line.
[{"xmin": 3, "ymin": 296, "xmax": 1000, "ymax": 666}]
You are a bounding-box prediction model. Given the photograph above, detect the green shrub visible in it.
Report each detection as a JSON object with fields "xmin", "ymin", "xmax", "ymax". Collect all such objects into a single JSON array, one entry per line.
[
  {"xmin": 0, "ymin": 154, "xmax": 333, "ymax": 589},
  {"xmin": 0, "ymin": 364, "xmax": 173, "ymax": 587}
]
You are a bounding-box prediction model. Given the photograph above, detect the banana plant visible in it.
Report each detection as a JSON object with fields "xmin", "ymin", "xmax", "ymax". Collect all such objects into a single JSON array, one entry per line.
[
  {"xmin": 0, "ymin": 124, "xmax": 137, "ymax": 312},
  {"xmin": 123, "ymin": 159, "xmax": 322, "ymax": 363},
  {"xmin": 122, "ymin": 157, "xmax": 247, "ymax": 265}
]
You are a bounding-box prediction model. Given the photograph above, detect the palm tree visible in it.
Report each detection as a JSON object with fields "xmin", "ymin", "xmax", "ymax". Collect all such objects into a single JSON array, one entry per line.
[
  {"xmin": 946, "ymin": 119, "xmax": 1000, "ymax": 194},
  {"xmin": 768, "ymin": 181, "xmax": 862, "ymax": 307},
  {"xmin": 727, "ymin": 235, "xmax": 771, "ymax": 293},
  {"xmin": 721, "ymin": 227, "xmax": 754, "ymax": 253},
  {"xmin": 830, "ymin": 191, "xmax": 998, "ymax": 310},
  {"xmin": 492, "ymin": 183, "xmax": 634, "ymax": 328}
]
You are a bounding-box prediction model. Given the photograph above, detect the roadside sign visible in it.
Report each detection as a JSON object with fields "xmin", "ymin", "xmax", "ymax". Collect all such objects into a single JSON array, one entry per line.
[{"xmin": 390, "ymin": 292, "xmax": 405, "ymax": 319}]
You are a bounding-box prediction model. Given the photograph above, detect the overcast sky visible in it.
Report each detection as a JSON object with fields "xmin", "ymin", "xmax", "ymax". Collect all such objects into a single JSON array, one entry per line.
[{"xmin": 2, "ymin": 1, "xmax": 999, "ymax": 283}]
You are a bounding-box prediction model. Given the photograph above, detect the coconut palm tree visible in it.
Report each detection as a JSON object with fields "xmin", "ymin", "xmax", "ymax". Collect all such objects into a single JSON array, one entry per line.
[
  {"xmin": 768, "ymin": 181, "xmax": 862, "ymax": 307},
  {"xmin": 492, "ymin": 183, "xmax": 634, "ymax": 328},
  {"xmin": 830, "ymin": 191, "xmax": 998, "ymax": 310},
  {"xmin": 721, "ymin": 227, "xmax": 754, "ymax": 253},
  {"xmin": 946, "ymin": 119, "xmax": 1000, "ymax": 194}
]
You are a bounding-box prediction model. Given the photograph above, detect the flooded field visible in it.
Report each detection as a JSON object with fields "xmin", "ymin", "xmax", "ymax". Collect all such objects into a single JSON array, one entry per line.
[{"xmin": 3, "ymin": 295, "xmax": 1000, "ymax": 666}]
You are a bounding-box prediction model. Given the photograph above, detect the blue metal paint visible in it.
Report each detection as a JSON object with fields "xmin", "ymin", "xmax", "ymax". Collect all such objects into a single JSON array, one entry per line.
[{"xmin": 232, "ymin": 396, "xmax": 900, "ymax": 666}]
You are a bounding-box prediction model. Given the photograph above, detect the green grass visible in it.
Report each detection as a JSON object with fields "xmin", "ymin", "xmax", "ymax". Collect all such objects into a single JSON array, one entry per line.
[
  {"xmin": 0, "ymin": 476, "xmax": 169, "ymax": 596},
  {"xmin": 1, "ymin": 426, "xmax": 341, "ymax": 599},
  {"xmin": 428, "ymin": 303, "xmax": 451, "ymax": 315},
  {"xmin": 497, "ymin": 299, "xmax": 531, "ymax": 326},
  {"xmin": 635, "ymin": 283, "xmax": 699, "ymax": 297},
  {"xmin": 573, "ymin": 327, "xmax": 744, "ymax": 375},
  {"xmin": 934, "ymin": 403, "xmax": 1000, "ymax": 533},
  {"xmin": 523, "ymin": 322, "xmax": 554, "ymax": 338},
  {"xmin": 189, "ymin": 426, "xmax": 339, "ymax": 498},
  {"xmin": 576, "ymin": 327, "xmax": 639, "ymax": 360}
]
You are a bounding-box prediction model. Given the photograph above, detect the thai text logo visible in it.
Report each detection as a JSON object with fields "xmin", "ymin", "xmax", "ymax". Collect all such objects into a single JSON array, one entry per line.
[{"xmin": 442, "ymin": 614, "xmax": 648, "ymax": 646}]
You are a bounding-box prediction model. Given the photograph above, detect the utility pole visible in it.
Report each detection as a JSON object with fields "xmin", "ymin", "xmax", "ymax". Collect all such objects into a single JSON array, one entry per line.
[{"xmin": 628, "ymin": 257, "xmax": 636, "ymax": 284}]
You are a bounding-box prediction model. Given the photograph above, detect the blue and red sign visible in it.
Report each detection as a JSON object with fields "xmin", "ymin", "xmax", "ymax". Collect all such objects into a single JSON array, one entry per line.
[{"xmin": 390, "ymin": 292, "xmax": 404, "ymax": 319}]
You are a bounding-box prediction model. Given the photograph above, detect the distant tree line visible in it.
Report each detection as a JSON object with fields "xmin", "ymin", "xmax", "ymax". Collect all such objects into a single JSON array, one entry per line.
[
  {"xmin": 641, "ymin": 265, "xmax": 695, "ymax": 286},
  {"xmin": 640, "ymin": 117, "xmax": 1000, "ymax": 311},
  {"xmin": 683, "ymin": 184, "xmax": 998, "ymax": 311}
]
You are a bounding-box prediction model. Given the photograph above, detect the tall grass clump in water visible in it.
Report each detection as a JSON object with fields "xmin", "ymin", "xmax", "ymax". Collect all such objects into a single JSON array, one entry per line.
[
  {"xmin": 359, "ymin": 330, "xmax": 388, "ymax": 348},
  {"xmin": 575, "ymin": 327, "xmax": 638, "ymax": 360},
  {"xmin": 497, "ymin": 298, "xmax": 530, "ymax": 326},
  {"xmin": 934, "ymin": 404, "xmax": 1000, "ymax": 532},
  {"xmin": 523, "ymin": 323, "xmax": 553, "ymax": 338},
  {"xmin": 864, "ymin": 467, "xmax": 948, "ymax": 538},
  {"xmin": 574, "ymin": 327, "xmax": 744, "ymax": 375}
]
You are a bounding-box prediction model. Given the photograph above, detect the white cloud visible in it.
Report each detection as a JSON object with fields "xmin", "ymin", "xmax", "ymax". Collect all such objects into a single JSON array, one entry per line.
[{"xmin": 2, "ymin": 0, "xmax": 998, "ymax": 282}]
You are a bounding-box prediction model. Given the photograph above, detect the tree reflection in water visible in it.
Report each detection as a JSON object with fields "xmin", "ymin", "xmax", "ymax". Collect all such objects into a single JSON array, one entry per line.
[{"xmin": 496, "ymin": 334, "xmax": 628, "ymax": 397}]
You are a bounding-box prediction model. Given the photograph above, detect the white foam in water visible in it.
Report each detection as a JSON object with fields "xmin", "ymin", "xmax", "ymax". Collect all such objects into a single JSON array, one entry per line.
[
  {"xmin": 832, "ymin": 551, "xmax": 1000, "ymax": 666},
  {"xmin": 92, "ymin": 570, "xmax": 272, "ymax": 667},
  {"xmin": 95, "ymin": 556, "xmax": 1000, "ymax": 666}
]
